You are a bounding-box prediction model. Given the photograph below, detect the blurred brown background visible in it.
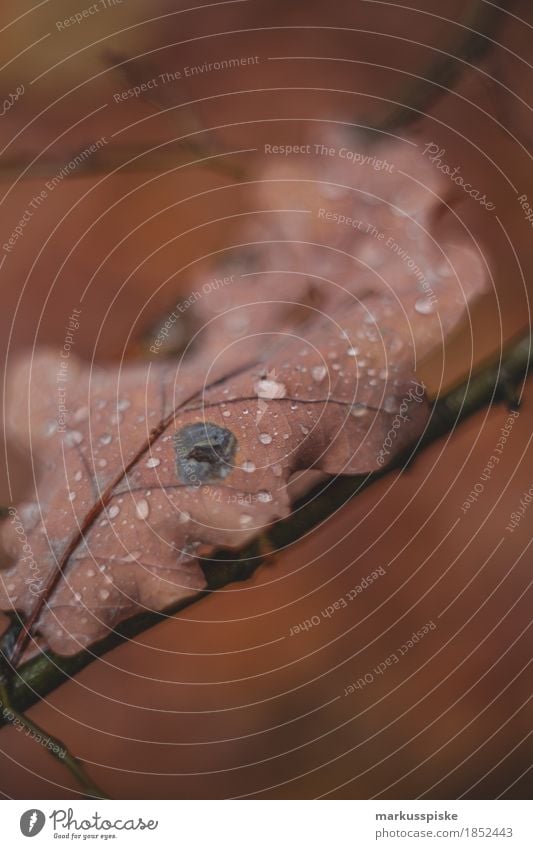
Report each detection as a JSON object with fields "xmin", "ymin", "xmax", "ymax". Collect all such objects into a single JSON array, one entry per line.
[{"xmin": 0, "ymin": 0, "xmax": 531, "ymax": 798}]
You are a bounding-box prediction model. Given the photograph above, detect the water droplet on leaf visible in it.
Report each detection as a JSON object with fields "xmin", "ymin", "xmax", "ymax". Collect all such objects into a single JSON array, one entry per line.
[
  {"xmin": 414, "ymin": 297, "xmax": 438, "ymax": 315},
  {"xmin": 65, "ymin": 430, "xmax": 83, "ymax": 446},
  {"xmin": 311, "ymin": 366, "xmax": 327, "ymax": 382}
]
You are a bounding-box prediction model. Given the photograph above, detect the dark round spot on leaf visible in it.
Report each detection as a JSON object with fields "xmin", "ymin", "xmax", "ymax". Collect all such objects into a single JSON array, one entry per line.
[{"xmin": 174, "ymin": 422, "xmax": 237, "ymax": 485}]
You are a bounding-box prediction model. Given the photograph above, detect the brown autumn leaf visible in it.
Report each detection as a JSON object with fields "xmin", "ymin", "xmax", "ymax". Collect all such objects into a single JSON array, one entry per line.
[{"xmin": 0, "ymin": 134, "xmax": 488, "ymax": 658}]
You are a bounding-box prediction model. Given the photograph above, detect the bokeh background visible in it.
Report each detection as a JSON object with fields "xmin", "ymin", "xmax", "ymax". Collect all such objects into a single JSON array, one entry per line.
[{"xmin": 0, "ymin": 0, "xmax": 531, "ymax": 798}]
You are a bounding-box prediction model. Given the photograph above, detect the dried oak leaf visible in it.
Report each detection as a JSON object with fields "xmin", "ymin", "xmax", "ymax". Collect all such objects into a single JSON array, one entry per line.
[{"xmin": 0, "ymin": 135, "xmax": 488, "ymax": 657}]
